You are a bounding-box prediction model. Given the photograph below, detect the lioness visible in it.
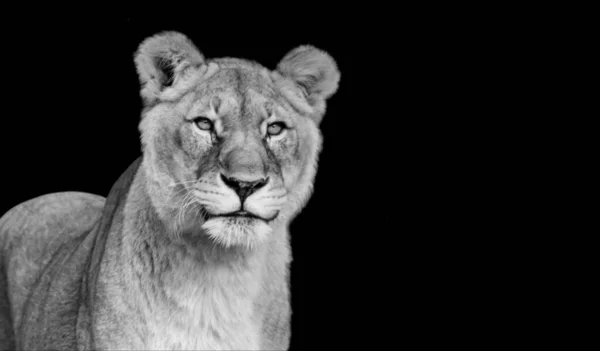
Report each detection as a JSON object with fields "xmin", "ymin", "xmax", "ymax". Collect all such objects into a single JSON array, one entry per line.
[{"xmin": 0, "ymin": 32, "xmax": 339, "ymax": 350}]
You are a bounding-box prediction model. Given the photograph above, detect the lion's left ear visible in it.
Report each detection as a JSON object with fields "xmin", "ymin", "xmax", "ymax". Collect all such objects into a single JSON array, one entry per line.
[
  {"xmin": 134, "ymin": 31, "xmax": 205, "ymax": 104},
  {"xmin": 276, "ymin": 46, "xmax": 340, "ymax": 114}
]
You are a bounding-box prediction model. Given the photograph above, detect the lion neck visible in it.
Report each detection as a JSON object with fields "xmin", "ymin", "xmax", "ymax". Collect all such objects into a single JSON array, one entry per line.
[{"xmin": 100, "ymin": 164, "xmax": 274, "ymax": 348}]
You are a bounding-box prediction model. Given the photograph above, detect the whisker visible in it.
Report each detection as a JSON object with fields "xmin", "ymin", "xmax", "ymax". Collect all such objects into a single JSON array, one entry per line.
[{"xmin": 174, "ymin": 191, "xmax": 194, "ymax": 240}]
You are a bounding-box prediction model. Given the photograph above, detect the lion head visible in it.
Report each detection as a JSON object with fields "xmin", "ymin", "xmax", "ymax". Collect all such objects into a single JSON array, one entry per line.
[{"xmin": 133, "ymin": 32, "xmax": 340, "ymax": 250}]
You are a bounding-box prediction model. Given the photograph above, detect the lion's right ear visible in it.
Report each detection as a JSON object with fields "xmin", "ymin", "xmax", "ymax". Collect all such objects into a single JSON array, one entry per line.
[
  {"xmin": 275, "ymin": 45, "xmax": 340, "ymax": 122},
  {"xmin": 134, "ymin": 32, "xmax": 204, "ymax": 104}
]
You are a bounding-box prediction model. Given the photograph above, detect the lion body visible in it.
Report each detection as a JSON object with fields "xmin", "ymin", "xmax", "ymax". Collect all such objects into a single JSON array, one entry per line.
[
  {"xmin": 0, "ymin": 192, "xmax": 105, "ymax": 349},
  {"xmin": 0, "ymin": 32, "xmax": 339, "ymax": 350}
]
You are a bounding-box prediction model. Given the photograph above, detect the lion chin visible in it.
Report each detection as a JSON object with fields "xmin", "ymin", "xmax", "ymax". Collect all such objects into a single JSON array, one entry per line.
[{"xmin": 201, "ymin": 216, "xmax": 273, "ymax": 250}]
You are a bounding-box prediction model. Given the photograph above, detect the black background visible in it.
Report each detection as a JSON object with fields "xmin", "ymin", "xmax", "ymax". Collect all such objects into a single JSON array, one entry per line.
[{"xmin": 0, "ymin": 16, "xmax": 361, "ymax": 349}]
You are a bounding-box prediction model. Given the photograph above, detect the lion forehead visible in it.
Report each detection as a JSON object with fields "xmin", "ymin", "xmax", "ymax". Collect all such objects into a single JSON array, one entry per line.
[{"xmin": 193, "ymin": 65, "xmax": 285, "ymax": 115}]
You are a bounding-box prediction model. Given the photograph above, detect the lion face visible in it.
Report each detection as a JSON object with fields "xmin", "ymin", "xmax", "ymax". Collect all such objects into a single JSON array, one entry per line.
[{"xmin": 134, "ymin": 32, "xmax": 339, "ymax": 249}]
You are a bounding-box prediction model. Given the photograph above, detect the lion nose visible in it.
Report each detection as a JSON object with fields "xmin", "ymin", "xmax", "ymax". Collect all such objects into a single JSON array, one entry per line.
[{"xmin": 220, "ymin": 174, "xmax": 268, "ymax": 203}]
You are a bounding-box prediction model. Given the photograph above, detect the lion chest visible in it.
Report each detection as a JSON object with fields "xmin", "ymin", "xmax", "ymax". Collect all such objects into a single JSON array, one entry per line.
[
  {"xmin": 140, "ymin": 271, "xmax": 262, "ymax": 350},
  {"xmin": 145, "ymin": 325, "xmax": 259, "ymax": 350},
  {"xmin": 143, "ymin": 297, "xmax": 260, "ymax": 350}
]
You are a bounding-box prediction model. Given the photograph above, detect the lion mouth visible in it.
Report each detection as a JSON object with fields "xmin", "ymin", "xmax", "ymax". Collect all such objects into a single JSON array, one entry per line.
[{"xmin": 202, "ymin": 209, "xmax": 279, "ymax": 223}]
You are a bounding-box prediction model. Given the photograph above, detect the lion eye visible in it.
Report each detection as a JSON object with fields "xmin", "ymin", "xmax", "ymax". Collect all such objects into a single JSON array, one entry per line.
[
  {"xmin": 267, "ymin": 122, "xmax": 286, "ymax": 136},
  {"xmin": 194, "ymin": 117, "xmax": 213, "ymax": 131}
]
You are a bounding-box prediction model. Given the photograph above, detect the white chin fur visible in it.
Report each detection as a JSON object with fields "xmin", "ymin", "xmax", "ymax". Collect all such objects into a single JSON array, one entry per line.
[{"xmin": 201, "ymin": 217, "xmax": 272, "ymax": 250}]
